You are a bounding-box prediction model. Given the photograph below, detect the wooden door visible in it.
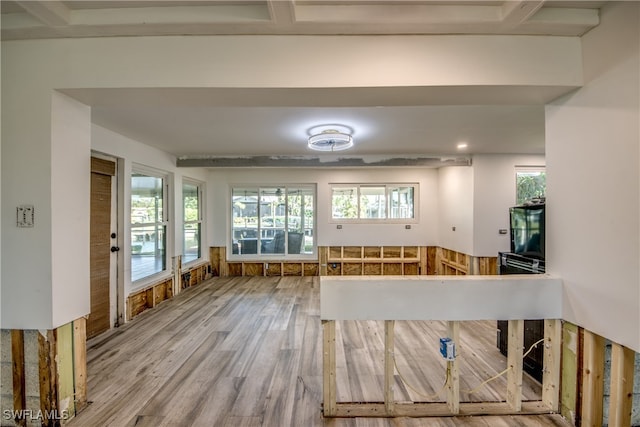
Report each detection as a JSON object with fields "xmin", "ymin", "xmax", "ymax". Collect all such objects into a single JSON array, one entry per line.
[{"xmin": 88, "ymin": 157, "xmax": 116, "ymax": 339}]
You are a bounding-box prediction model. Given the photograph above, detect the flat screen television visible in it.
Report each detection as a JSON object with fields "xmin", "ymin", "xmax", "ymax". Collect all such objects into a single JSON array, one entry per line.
[{"xmin": 510, "ymin": 203, "xmax": 545, "ymax": 260}]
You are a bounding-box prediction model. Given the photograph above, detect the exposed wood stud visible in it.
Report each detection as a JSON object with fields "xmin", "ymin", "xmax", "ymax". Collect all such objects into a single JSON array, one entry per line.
[
  {"xmin": 580, "ymin": 329, "xmax": 605, "ymax": 426},
  {"xmin": 38, "ymin": 330, "xmax": 59, "ymax": 427},
  {"xmin": 11, "ymin": 330, "xmax": 26, "ymax": 427},
  {"xmin": 419, "ymin": 246, "xmax": 428, "ymax": 274},
  {"xmin": 172, "ymin": 255, "xmax": 182, "ymax": 295},
  {"xmin": 507, "ymin": 319, "xmax": 524, "ymax": 411},
  {"xmin": 542, "ymin": 319, "xmax": 562, "ymax": 411},
  {"xmin": 426, "ymin": 246, "xmax": 437, "ymax": 275},
  {"xmin": 333, "ymin": 401, "xmax": 553, "ymax": 417},
  {"xmin": 446, "ymin": 321, "xmax": 460, "ymax": 414},
  {"xmin": 73, "ymin": 318, "xmax": 88, "ymax": 412},
  {"xmin": 219, "ymin": 247, "xmax": 228, "ymax": 277},
  {"xmin": 470, "ymin": 256, "xmax": 480, "ymax": 275},
  {"xmin": 322, "ymin": 320, "xmax": 337, "ymax": 417},
  {"xmin": 384, "ymin": 320, "xmax": 395, "ymax": 416},
  {"xmin": 608, "ymin": 343, "xmax": 635, "ymax": 427}
]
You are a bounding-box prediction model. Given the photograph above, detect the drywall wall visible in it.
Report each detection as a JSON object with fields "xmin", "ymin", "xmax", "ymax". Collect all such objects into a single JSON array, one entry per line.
[
  {"xmin": 320, "ymin": 275, "xmax": 563, "ymax": 321},
  {"xmin": 1, "ymin": 32, "xmax": 583, "ymax": 329},
  {"xmin": 438, "ymin": 166, "xmax": 474, "ymax": 255},
  {"xmin": 207, "ymin": 167, "xmax": 439, "ymax": 250},
  {"xmin": 51, "ymin": 93, "xmax": 91, "ymax": 327},
  {"xmin": 472, "ymin": 154, "xmax": 545, "ymax": 257},
  {"xmin": 1, "ymin": 84, "xmax": 54, "ymax": 329},
  {"xmin": 546, "ymin": 2, "xmax": 640, "ymax": 351}
]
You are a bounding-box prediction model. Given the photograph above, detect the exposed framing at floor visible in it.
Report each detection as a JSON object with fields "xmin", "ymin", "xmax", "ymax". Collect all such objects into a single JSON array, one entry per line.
[{"xmin": 322, "ymin": 318, "xmax": 561, "ymax": 418}]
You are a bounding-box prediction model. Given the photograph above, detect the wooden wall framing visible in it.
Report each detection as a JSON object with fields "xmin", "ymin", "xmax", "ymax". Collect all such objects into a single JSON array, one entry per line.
[
  {"xmin": 435, "ymin": 247, "xmax": 497, "ymax": 276},
  {"xmin": 5, "ymin": 318, "xmax": 87, "ymax": 426},
  {"xmin": 322, "ymin": 318, "xmax": 562, "ymax": 418},
  {"xmin": 226, "ymin": 260, "xmax": 319, "ymax": 277},
  {"xmin": 127, "ymin": 277, "xmax": 174, "ymax": 321},
  {"xmin": 321, "ymin": 245, "xmax": 427, "ymax": 276},
  {"xmin": 181, "ymin": 263, "xmax": 209, "ymax": 289},
  {"xmin": 211, "ymin": 246, "xmax": 318, "ymax": 278},
  {"xmin": 126, "ymin": 261, "xmax": 210, "ymax": 321},
  {"xmin": 581, "ymin": 329, "xmax": 605, "ymax": 426},
  {"xmin": 437, "ymin": 248, "xmax": 470, "ymax": 275},
  {"xmin": 210, "ymin": 245, "xmax": 495, "ymax": 278}
]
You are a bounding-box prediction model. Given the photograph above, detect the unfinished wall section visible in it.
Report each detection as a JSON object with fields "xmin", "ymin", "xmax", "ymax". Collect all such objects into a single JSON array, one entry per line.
[
  {"xmin": 1, "ymin": 330, "xmax": 13, "ymax": 424},
  {"xmin": 602, "ymin": 343, "xmax": 640, "ymax": 425},
  {"xmin": 434, "ymin": 247, "xmax": 497, "ymax": 276},
  {"xmin": 0, "ymin": 323, "xmax": 84, "ymax": 427},
  {"xmin": 127, "ymin": 261, "xmax": 211, "ymax": 322}
]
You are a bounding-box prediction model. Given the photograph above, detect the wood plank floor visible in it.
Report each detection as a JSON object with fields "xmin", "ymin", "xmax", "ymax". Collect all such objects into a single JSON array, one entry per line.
[{"xmin": 68, "ymin": 276, "xmax": 571, "ymax": 427}]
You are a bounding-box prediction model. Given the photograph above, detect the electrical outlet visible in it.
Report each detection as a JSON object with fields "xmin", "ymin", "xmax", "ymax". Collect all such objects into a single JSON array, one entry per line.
[
  {"xmin": 17, "ymin": 205, "xmax": 34, "ymax": 228},
  {"xmin": 439, "ymin": 337, "xmax": 456, "ymax": 361}
]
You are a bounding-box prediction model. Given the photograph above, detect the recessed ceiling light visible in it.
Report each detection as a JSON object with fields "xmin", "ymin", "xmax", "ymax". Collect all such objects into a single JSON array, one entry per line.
[{"xmin": 457, "ymin": 143, "xmax": 468, "ymax": 150}]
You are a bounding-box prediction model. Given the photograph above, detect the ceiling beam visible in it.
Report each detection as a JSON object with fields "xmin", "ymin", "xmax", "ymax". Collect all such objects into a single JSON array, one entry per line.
[
  {"xmin": 500, "ymin": 1, "xmax": 546, "ymax": 28},
  {"xmin": 295, "ymin": 3, "xmax": 500, "ymax": 25},
  {"xmin": 267, "ymin": 0, "xmax": 296, "ymax": 25},
  {"xmin": 15, "ymin": 0, "xmax": 70, "ymax": 27}
]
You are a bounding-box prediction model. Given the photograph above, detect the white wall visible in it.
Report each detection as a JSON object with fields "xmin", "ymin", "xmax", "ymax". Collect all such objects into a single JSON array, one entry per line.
[
  {"xmin": 472, "ymin": 154, "xmax": 545, "ymax": 257},
  {"xmin": 92, "ymin": 125, "xmax": 209, "ymax": 296},
  {"xmin": 208, "ymin": 167, "xmax": 439, "ymax": 251},
  {"xmin": 437, "ymin": 166, "xmax": 474, "ymax": 255},
  {"xmin": 1, "ymin": 83, "xmax": 53, "ymax": 328},
  {"xmin": 546, "ymin": 2, "xmax": 640, "ymax": 351},
  {"xmin": 1, "ymin": 32, "xmax": 582, "ymax": 329},
  {"xmin": 51, "ymin": 93, "xmax": 92, "ymax": 327}
]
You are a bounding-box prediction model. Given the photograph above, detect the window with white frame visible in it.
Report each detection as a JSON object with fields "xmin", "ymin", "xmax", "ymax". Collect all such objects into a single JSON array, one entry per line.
[
  {"xmin": 183, "ymin": 180, "xmax": 202, "ymax": 264},
  {"xmin": 516, "ymin": 167, "xmax": 546, "ymax": 205},
  {"xmin": 131, "ymin": 168, "xmax": 168, "ymax": 282},
  {"xmin": 331, "ymin": 184, "xmax": 417, "ymax": 221},
  {"xmin": 231, "ymin": 186, "xmax": 315, "ymax": 257}
]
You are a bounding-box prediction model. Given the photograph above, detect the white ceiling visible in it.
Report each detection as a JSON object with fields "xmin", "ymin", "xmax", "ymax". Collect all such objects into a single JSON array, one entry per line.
[{"xmin": 2, "ymin": 1, "xmax": 605, "ymax": 161}]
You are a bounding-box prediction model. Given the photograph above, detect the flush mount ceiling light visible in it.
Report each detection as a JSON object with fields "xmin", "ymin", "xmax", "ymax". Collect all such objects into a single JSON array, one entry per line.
[{"xmin": 308, "ymin": 129, "xmax": 354, "ymax": 152}]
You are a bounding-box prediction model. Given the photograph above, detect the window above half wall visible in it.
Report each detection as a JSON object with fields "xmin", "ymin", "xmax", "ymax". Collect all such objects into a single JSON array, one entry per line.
[{"xmin": 231, "ymin": 185, "xmax": 316, "ymax": 259}]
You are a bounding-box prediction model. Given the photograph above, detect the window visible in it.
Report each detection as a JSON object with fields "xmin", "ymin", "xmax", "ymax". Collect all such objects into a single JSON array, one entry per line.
[
  {"xmin": 516, "ymin": 167, "xmax": 546, "ymax": 205},
  {"xmin": 232, "ymin": 186, "xmax": 315, "ymax": 256},
  {"xmin": 331, "ymin": 184, "xmax": 417, "ymax": 221},
  {"xmin": 183, "ymin": 180, "xmax": 202, "ymax": 264},
  {"xmin": 131, "ymin": 170, "xmax": 167, "ymax": 282}
]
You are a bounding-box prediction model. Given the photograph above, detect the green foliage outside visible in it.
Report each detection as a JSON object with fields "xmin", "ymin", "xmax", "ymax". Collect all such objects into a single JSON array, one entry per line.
[{"xmin": 516, "ymin": 172, "xmax": 546, "ymax": 205}]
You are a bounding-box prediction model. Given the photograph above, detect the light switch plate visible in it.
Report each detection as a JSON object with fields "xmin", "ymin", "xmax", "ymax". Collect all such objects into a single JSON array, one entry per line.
[{"xmin": 17, "ymin": 205, "xmax": 34, "ymax": 227}]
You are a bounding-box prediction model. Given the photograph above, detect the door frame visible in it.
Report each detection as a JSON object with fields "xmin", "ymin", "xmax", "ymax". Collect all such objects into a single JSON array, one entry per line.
[
  {"xmin": 91, "ymin": 151, "xmax": 125, "ymax": 328},
  {"xmin": 115, "ymin": 156, "xmax": 125, "ymax": 326}
]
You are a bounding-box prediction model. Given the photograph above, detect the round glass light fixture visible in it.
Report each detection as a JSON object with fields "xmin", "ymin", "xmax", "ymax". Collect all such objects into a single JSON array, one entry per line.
[{"xmin": 308, "ymin": 129, "xmax": 353, "ymax": 152}]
